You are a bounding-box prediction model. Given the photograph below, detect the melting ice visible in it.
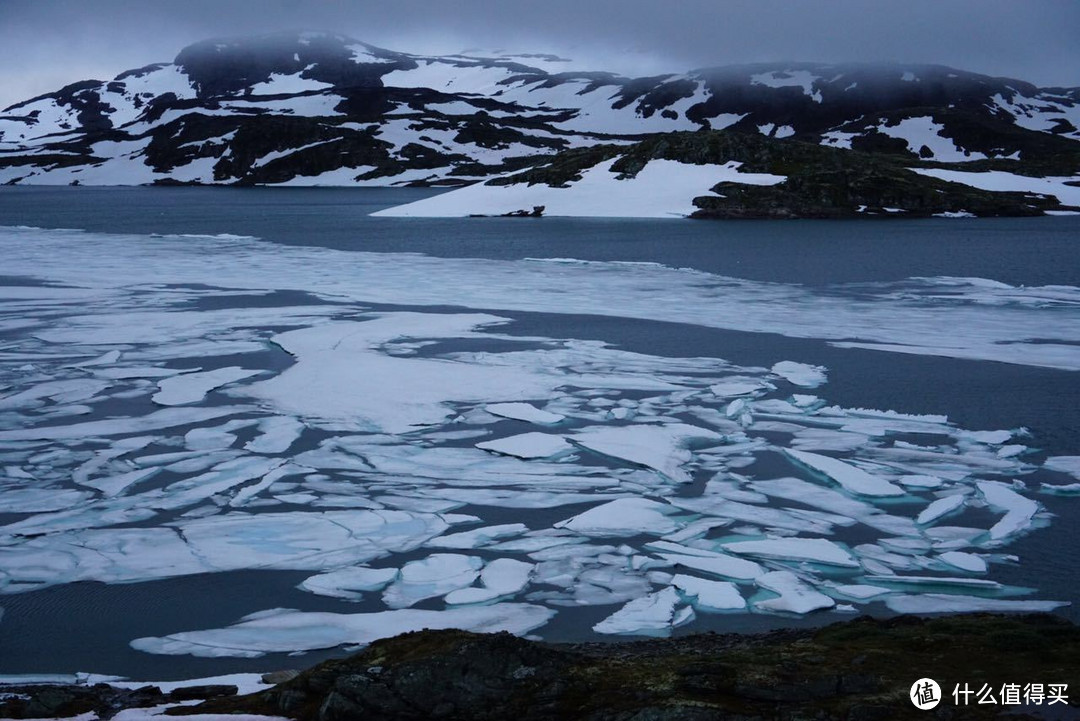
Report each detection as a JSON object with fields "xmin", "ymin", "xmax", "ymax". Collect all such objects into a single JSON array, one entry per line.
[{"xmin": 0, "ymin": 224, "xmax": 1074, "ymax": 660}]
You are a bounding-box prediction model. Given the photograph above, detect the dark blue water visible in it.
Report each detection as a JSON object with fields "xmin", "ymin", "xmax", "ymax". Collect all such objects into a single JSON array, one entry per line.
[
  {"xmin": 0, "ymin": 186, "xmax": 1077, "ymax": 680},
  {"xmin": 1, "ymin": 185, "xmax": 1078, "ymax": 287}
]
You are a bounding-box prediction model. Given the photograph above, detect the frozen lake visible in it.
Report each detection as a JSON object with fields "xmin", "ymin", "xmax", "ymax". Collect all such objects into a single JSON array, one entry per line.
[{"xmin": 0, "ymin": 187, "xmax": 1077, "ymax": 680}]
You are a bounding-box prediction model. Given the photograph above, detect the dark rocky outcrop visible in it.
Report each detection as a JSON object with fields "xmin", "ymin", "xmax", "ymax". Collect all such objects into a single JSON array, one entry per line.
[
  {"xmin": 4, "ymin": 614, "xmax": 1077, "ymax": 719},
  {"xmin": 486, "ymin": 130, "xmax": 1077, "ymax": 218},
  {"xmin": 0, "ymin": 682, "xmax": 236, "ymax": 719},
  {"xmin": 164, "ymin": 613, "xmax": 1078, "ymax": 720}
]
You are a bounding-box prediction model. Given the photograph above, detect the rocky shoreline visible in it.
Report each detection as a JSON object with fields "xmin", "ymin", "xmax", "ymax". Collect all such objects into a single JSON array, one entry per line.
[{"xmin": 3, "ymin": 613, "xmax": 1077, "ymax": 720}]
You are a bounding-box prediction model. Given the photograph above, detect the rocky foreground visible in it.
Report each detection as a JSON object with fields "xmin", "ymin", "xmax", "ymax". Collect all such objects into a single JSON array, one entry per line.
[{"xmin": 3, "ymin": 613, "xmax": 1077, "ymax": 720}]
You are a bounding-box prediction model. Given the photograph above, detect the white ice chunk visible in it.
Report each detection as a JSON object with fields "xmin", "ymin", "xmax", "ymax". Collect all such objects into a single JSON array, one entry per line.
[
  {"xmin": 655, "ymin": 550, "xmax": 763, "ymax": 581},
  {"xmin": 0, "ymin": 487, "xmax": 93, "ymax": 512},
  {"xmin": 771, "ymin": 361, "xmax": 827, "ymax": 388},
  {"xmin": 1040, "ymin": 482, "xmax": 1080, "ymax": 496},
  {"xmin": 0, "ymin": 378, "xmax": 110, "ymax": 409},
  {"xmin": 239, "ymin": 314, "xmax": 561, "ymax": 433},
  {"xmin": 571, "ymin": 423, "xmax": 722, "ymax": 483},
  {"xmin": 885, "ymin": 594, "xmax": 1068, "ymax": 614},
  {"xmin": 709, "ymin": 378, "xmax": 775, "ymax": 398},
  {"xmin": 445, "ymin": 558, "xmax": 533, "ymax": 605},
  {"xmin": 977, "ymin": 480, "xmax": 1039, "ymax": 540},
  {"xmin": 916, "ymin": 494, "xmax": 966, "ymax": 525},
  {"xmin": 555, "ymin": 498, "xmax": 681, "ymax": 537},
  {"xmin": 899, "ymin": 474, "xmax": 945, "ymax": 489},
  {"xmin": 298, "ymin": 566, "xmax": 399, "ymax": 600},
  {"xmin": 784, "ymin": 449, "xmax": 905, "ymax": 497},
  {"xmin": 426, "ymin": 523, "xmax": 528, "ymax": 549},
  {"xmin": 938, "ymin": 551, "xmax": 988, "ymax": 573},
  {"xmin": 722, "ymin": 537, "xmax": 860, "ymax": 568},
  {"xmin": 80, "ymin": 466, "xmax": 161, "ymax": 497},
  {"xmin": 864, "ymin": 574, "xmax": 1001, "ymax": 589},
  {"xmin": 229, "ymin": 463, "xmax": 302, "ymax": 507},
  {"xmin": 244, "ymin": 416, "xmax": 306, "ymax": 454},
  {"xmin": 476, "ymin": 432, "xmax": 572, "ymax": 459},
  {"xmin": 592, "ymin": 586, "xmax": 681, "ymax": 635},
  {"xmin": 753, "ymin": 571, "xmax": 835, "ymax": 614},
  {"xmin": 152, "ymin": 367, "xmax": 261, "ymax": 405},
  {"xmin": 671, "ymin": 574, "xmax": 746, "ymax": 611},
  {"xmin": 1045, "ymin": 456, "xmax": 1080, "ymax": 478},
  {"xmin": 831, "ymin": 584, "xmax": 893, "ymax": 600},
  {"xmin": 175, "ymin": 509, "xmax": 450, "ymax": 572},
  {"xmin": 152, "ymin": 456, "xmax": 285, "ymax": 510},
  {"xmin": 382, "ymin": 554, "xmax": 483, "ymax": 608},
  {"xmin": 485, "ymin": 402, "xmax": 564, "ymax": 425},
  {"xmin": 0, "ymin": 406, "xmax": 247, "ymax": 441},
  {"xmin": 965, "ymin": 430, "xmax": 1012, "ymax": 445}
]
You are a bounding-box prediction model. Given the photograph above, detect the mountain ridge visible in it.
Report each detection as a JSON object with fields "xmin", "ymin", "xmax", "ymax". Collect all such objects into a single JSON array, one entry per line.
[{"xmin": 1, "ymin": 31, "xmax": 1078, "ymax": 217}]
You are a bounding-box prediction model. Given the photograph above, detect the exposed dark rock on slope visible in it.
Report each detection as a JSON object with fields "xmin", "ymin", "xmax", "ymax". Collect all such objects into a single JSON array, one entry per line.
[{"xmin": 475, "ymin": 131, "xmax": 1075, "ymax": 219}]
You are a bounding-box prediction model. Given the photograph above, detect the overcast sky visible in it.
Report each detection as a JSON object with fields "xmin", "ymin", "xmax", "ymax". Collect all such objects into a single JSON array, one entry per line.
[{"xmin": 1, "ymin": 0, "xmax": 1078, "ymax": 110}]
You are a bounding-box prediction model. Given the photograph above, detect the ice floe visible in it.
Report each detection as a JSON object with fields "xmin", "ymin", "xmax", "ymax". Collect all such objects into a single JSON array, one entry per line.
[
  {"xmin": 1044, "ymin": 456, "xmax": 1080, "ymax": 478},
  {"xmin": 771, "ymin": 361, "xmax": 827, "ymax": 388},
  {"xmin": 382, "ymin": 554, "xmax": 484, "ymax": 608},
  {"xmin": 132, "ymin": 603, "xmax": 556, "ymax": 657},
  {"xmin": 476, "ymin": 432, "xmax": 572, "ymax": 459},
  {"xmin": 555, "ymin": 498, "xmax": 683, "ymax": 538},
  {"xmin": 784, "ymin": 449, "xmax": 905, "ymax": 497},
  {"xmin": 884, "ymin": 594, "xmax": 1068, "ymax": 614},
  {"xmin": 570, "ymin": 423, "xmax": 723, "ymax": 483},
  {"xmin": 485, "ymin": 402, "xmax": 564, "ymax": 425},
  {"xmin": 916, "ymin": 494, "xmax": 966, "ymax": 525},
  {"xmin": 445, "ymin": 559, "xmax": 534, "ymax": 605},
  {"xmin": 670, "ymin": 574, "xmax": 746, "ymax": 611},
  {"xmin": 152, "ymin": 367, "xmax": 261, "ymax": 405},
  {"xmin": 753, "ymin": 571, "xmax": 835, "ymax": 614},
  {"xmin": 722, "ymin": 538, "xmax": 859, "ymax": 568},
  {"xmin": 593, "ymin": 586, "xmax": 683, "ymax": 635},
  {"xmin": 977, "ymin": 481, "xmax": 1039, "ymax": 541},
  {"xmin": 298, "ymin": 566, "xmax": 399, "ymax": 600}
]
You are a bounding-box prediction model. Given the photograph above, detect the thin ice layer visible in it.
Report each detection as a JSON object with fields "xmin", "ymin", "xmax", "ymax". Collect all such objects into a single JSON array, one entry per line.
[{"xmin": 131, "ymin": 603, "xmax": 556, "ymax": 657}]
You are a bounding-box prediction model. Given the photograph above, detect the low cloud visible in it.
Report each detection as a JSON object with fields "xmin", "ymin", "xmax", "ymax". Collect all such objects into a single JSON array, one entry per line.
[{"xmin": 1, "ymin": 0, "xmax": 1077, "ymax": 109}]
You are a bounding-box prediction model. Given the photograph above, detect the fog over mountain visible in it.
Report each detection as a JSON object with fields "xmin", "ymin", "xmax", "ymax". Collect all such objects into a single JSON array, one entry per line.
[{"xmin": 1, "ymin": 0, "xmax": 1078, "ymax": 111}]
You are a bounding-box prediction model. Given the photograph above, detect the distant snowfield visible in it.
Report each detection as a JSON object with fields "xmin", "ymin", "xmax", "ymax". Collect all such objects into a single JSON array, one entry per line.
[
  {"xmin": 0, "ymin": 224, "xmax": 1075, "ymax": 665},
  {"xmin": 374, "ymin": 159, "xmax": 786, "ymax": 218},
  {"xmin": 912, "ymin": 168, "xmax": 1080, "ymax": 208}
]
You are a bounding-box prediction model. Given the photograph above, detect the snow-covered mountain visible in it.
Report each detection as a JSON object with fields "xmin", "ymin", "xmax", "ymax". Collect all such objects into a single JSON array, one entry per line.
[{"xmin": 1, "ymin": 31, "xmax": 1078, "ymax": 216}]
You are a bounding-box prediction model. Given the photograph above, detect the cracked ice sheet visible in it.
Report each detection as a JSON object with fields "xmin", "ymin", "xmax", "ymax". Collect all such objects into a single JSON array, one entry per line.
[
  {"xmin": 239, "ymin": 314, "xmax": 567, "ymax": 433},
  {"xmin": 0, "ymin": 510, "xmax": 455, "ymax": 592},
  {"xmin": 131, "ymin": 603, "xmax": 556, "ymax": 657},
  {"xmin": 0, "ymin": 406, "xmax": 250, "ymax": 441},
  {"xmin": 152, "ymin": 367, "xmax": 262, "ymax": 406},
  {"xmin": 3, "ymin": 226, "xmax": 1078, "ymax": 370},
  {"xmin": 0, "ymin": 228, "xmax": 1076, "ymax": 632}
]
